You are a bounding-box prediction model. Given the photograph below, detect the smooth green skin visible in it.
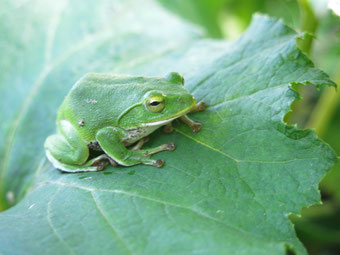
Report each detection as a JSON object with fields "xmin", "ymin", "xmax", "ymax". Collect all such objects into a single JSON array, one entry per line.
[{"xmin": 44, "ymin": 72, "xmax": 199, "ymax": 172}]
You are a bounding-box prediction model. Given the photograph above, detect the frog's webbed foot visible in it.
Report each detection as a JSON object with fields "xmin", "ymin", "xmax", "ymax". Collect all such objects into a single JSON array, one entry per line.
[
  {"xmin": 117, "ymin": 142, "xmax": 175, "ymax": 169},
  {"xmin": 91, "ymin": 160, "xmax": 109, "ymax": 171},
  {"xmin": 140, "ymin": 142, "xmax": 176, "ymax": 168},
  {"xmin": 153, "ymin": 159, "xmax": 165, "ymax": 168},
  {"xmin": 90, "ymin": 154, "xmax": 118, "ymax": 170},
  {"xmin": 130, "ymin": 137, "xmax": 176, "ymax": 167}
]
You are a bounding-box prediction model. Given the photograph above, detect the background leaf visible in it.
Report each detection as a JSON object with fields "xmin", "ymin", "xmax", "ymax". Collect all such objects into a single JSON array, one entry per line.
[
  {"xmin": 157, "ymin": 0, "xmax": 227, "ymax": 38},
  {"xmin": 0, "ymin": 0, "xmax": 337, "ymax": 254}
]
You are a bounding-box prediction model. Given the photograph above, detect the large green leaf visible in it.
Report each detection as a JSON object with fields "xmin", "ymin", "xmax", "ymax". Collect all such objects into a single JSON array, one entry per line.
[{"xmin": 0, "ymin": 0, "xmax": 337, "ymax": 254}]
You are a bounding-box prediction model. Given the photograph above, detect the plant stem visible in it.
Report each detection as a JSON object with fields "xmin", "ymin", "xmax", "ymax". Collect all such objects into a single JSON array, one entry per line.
[
  {"xmin": 307, "ymin": 66, "xmax": 340, "ymax": 136},
  {"xmin": 297, "ymin": 0, "xmax": 318, "ymax": 54},
  {"xmin": 285, "ymin": 0, "xmax": 319, "ymax": 128}
]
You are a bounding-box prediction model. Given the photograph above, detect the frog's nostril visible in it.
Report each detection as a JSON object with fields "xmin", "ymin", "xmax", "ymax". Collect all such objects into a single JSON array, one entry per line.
[{"xmin": 177, "ymin": 97, "xmax": 183, "ymax": 102}]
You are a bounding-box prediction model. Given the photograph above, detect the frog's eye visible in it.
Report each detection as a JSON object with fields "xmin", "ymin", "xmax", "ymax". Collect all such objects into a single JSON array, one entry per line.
[{"xmin": 146, "ymin": 95, "xmax": 165, "ymax": 113}]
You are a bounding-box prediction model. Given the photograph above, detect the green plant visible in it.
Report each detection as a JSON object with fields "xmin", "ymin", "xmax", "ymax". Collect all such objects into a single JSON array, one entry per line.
[{"xmin": 0, "ymin": 1, "xmax": 337, "ymax": 254}]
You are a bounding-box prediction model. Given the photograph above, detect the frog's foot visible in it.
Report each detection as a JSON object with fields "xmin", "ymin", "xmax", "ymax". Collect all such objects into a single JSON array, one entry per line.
[
  {"xmin": 130, "ymin": 137, "xmax": 150, "ymax": 151},
  {"xmin": 179, "ymin": 115, "xmax": 202, "ymax": 133},
  {"xmin": 144, "ymin": 142, "xmax": 176, "ymax": 156},
  {"xmin": 192, "ymin": 101, "xmax": 206, "ymax": 112},
  {"xmin": 96, "ymin": 127, "xmax": 175, "ymax": 169},
  {"xmin": 136, "ymin": 158, "xmax": 165, "ymax": 168},
  {"xmin": 45, "ymin": 151, "xmax": 100, "ymax": 173},
  {"xmin": 163, "ymin": 123, "xmax": 174, "ymax": 133},
  {"xmin": 90, "ymin": 154, "xmax": 118, "ymax": 170},
  {"xmin": 130, "ymin": 140, "xmax": 175, "ymax": 167},
  {"xmin": 153, "ymin": 159, "xmax": 165, "ymax": 168},
  {"xmin": 130, "ymin": 143, "xmax": 175, "ymax": 168}
]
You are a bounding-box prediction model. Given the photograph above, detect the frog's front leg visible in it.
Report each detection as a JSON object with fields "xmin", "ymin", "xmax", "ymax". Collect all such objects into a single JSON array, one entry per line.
[
  {"xmin": 163, "ymin": 101, "xmax": 206, "ymax": 133},
  {"xmin": 180, "ymin": 101, "xmax": 206, "ymax": 132},
  {"xmin": 179, "ymin": 115, "xmax": 202, "ymax": 132},
  {"xmin": 96, "ymin": 127, "xmax": 175, "ymax": 168},
  {"xmin": 130, "ymin": 137, "xmax": 149, "ymax": 151}
]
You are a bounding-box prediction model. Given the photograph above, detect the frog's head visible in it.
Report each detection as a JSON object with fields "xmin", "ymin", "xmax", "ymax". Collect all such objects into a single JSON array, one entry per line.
[{"xmin": 119, "ymin": 72, "xmax": 197, "ymax": 128}]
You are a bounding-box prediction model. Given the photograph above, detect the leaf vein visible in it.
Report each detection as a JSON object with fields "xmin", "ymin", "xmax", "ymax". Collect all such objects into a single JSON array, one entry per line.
[
  {"xmin": 91, "ymin": 191, "xmax": 135, "ymax": 255},
  {"xmin": 190, "ymin": 34, "xmax": 294, "ymax": 95},
  {"xmin": 47, "ymin": 187, "xmax": 77, "ymax": 255},
  {"xmin": 38, "ymin": 181, "xmax": 273, "ymax": 242},
  {"xmin": 174, "ymin": 128, "xmax": 239, "ymax": 162},
  {"xmin": 207, "ymin": 83, "xmax": 288, "ymax": 109}
]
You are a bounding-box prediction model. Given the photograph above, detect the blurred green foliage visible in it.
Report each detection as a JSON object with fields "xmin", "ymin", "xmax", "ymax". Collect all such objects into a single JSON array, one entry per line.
[
  {"xmin": 159, "ymin": 0, "xmax": 300, "ymax": 39},
  {"xmin": 159, "ymin": 0, "xmax": 340, "ymax": 254},
  {"xmin": 158, "ymin": 0, "xmax": 227, "ymax": 37}
]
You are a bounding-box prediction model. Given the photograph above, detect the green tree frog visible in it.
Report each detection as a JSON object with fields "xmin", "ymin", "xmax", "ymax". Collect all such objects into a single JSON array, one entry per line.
[{"xmin": 44, "ymin": 72, "xmax": 205, "ymax": 172}]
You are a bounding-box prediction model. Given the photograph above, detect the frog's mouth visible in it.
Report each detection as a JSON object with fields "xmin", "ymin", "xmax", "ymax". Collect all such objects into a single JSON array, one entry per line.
[
  {"xmin": 141, "ymin": 115, "xmax": 179, "ymax": 127},
  {"xmin": 141, "ymin": 99, "xmax": 197, "ymax": 127}
]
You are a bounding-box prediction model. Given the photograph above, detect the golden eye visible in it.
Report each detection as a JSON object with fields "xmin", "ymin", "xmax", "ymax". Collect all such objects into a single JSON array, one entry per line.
[{"xmin": 146, "ymin": 95, "xmax": 165, "ymax": 113}]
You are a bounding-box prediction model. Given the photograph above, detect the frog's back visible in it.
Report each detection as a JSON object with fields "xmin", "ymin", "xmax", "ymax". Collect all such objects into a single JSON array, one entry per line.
[{"xmin": 57, "ymin": 73, "xmax": 163, "ymax": 141}]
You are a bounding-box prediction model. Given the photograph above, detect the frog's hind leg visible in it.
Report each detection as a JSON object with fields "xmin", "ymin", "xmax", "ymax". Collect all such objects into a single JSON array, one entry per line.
[
  {"xmin": 46, "ymin": 150, "xmax": 115, "ymax": 173},
  {"xmin": 45, "ymin": 120, "xmax": 102, "ymax": 172},
  {"xmin": 96, "ymin": 127, "xmax": 176, "ymax": 168}
]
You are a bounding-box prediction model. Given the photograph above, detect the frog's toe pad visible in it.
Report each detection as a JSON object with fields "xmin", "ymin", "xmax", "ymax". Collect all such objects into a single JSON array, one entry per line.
[
  {"xmin": 154, "ymin": 159, "xmax": 164, "ymax": 168},
  {"xmin": 196, "ymin": 101, "xmax": 206, "ymax": 111},
  {"xmin": 191, "ymin": 122, "xmax": 202, "ymax": 133},
  {"xmin": 166, "ymin": 142, "xmax": 176, "ymax": 151},
  {"xmin": 96, "ymin": 161, "xmax": 109, "ymax": 171}
]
